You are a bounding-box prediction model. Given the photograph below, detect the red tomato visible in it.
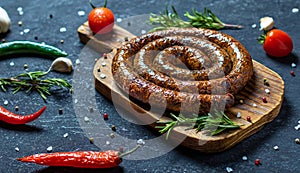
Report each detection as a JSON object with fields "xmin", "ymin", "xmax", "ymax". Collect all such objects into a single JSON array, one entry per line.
[
  {"xmin": 88, "ymin": 7, "xmax": 114, "ymax": 34},
  {"xmin": 263, "ymin": 29, "xmax": 293, "ymax": 57}
]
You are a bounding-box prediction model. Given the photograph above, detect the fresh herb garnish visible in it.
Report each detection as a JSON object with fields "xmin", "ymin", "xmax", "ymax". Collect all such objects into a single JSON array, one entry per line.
[
  {"xmin": 0, "ymin": 71, "xmax": 72, "ymax": 100},
  {"xmin": 149, "ymin": 5, "xmax": 242, "ymax": 32},
  {"xmin": 156, "ymin": 111, "xmax": 241, "ymax": 139}
]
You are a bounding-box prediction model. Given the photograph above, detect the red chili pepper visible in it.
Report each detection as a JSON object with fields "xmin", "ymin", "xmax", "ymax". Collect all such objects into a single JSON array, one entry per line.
[
  {"xmin": 17, "ymin": 144, "xmax": 141, "ymax": 168},
  {"xmin": 0, "ymin": 106, "xmax": 46, "ymax": 124}
]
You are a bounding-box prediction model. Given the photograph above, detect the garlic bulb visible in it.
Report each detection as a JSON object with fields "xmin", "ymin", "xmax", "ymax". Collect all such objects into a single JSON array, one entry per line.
[
  {"xmin": 0, "ymin": 7, "xmax": 11, "ymax": 33},
  {"xmin": 259, "ymin": 16, "xmax": 274, "ymax": 31},
  {"xmin": 49, "ymin": 57, "xmax": 73, "ymax": 73}
]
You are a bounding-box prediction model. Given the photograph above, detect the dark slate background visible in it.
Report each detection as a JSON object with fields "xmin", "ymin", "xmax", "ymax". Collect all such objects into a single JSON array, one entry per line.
[{"xmin": 0, "ymin": 0, "xmax": 300, "ymax": 172}]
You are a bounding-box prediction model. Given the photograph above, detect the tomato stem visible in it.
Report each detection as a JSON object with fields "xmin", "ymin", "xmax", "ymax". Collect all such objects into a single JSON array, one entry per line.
[{"xmin": 89, "ymin": 0, "xmax": 107, "ymax": 9}]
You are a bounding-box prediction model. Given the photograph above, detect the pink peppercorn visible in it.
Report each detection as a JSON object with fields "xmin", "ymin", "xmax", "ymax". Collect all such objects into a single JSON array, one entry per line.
[
  {"xmin": 103, "ymin": 113, "xmax": 109, "ymax": 120},
  {"xmin": 246, "ymin": 116, "xmax": 251, "ymax": 122},
  {"xmin": 262, "ymin": 97, "xmax": 267, "ymax": 103},
  {"xmin": 290, "ymin": 71, "xmax": 295, "ymax": 77},
  {"xmin": 255, "ymin": 159, "xmax": 261, "ymax": 166}
]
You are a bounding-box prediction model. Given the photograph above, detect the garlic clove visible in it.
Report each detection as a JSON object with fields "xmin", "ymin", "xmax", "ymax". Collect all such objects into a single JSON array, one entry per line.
[
  {"xmin": 49, "ymin": 57, "xmax": 73, "ymax": 73},
  {"xmin": 259, "ymin": 16, "xmax": 274, "ymax": 31},
  {"xmin": 0, "ymin": 7, "xmax": 11, "ymax": 33}
]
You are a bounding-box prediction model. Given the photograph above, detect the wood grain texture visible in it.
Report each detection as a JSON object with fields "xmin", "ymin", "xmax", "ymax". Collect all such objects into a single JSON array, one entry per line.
[{"xmin": 78, "ymin": 22, "xmax": 285, "ymax": 153}]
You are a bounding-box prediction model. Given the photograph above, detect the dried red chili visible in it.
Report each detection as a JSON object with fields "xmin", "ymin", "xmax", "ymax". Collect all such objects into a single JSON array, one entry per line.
[
  {"xmin": 0, "ymin": 106, "xmax": 46, "ymax": 124},
  {"xmin": 17, "ymin": 144, "xmax": 142, "ymax": 168}
]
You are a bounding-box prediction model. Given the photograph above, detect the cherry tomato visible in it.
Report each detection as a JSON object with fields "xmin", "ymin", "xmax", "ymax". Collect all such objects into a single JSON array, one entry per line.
[
  {"xmin": 88, "ymin": 2, "xmax": 114, "ymax": 34},
  {"xmin": 263, "ymin": 29, "xmax": 293, "ymax": 57}
]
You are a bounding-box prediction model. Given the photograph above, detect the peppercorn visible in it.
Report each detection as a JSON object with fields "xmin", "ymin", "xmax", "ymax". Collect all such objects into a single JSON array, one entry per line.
[
  {"xmin": 15, "ymin": 106, "xmax": 19, "ymax": 111},
  {"xmin": 103, "ymin": 113, "xmax": 109, "ymax": 120},
  {"xmin": 60, "ymin": 40, "xmax": 64, "ymax": 44},
  {"xmin": 262, "ymin": 97, "xmax": 267, "ymax": 103},
  {"xmin": 111, "ymin": 125, "xmax": 116, "ymax": 131},
  {"xmin": 246, "ymin": 116, "xmax": 251, "ymax": 122},
  {"xmin": 254, "ymin": 159, "xmax": 261, "ymax": 166},
  {"xmin": 263, "ymin": 78, "xmax": 269, "ymax": 86},
  {"xmin": 1, "ymin": 38, "xmax": 6, "ymax": 43},
  {"xmin": 295, "ymin": 138, "xmax": 300, "ymax": 144},
  {"xmin": 58, "ymin": 108, "xmax": 63, "ymax": 115},
  {"xmin": 290, "ymin": 71, "xmax": 296, "ymax": 77},
  {"xmin": 103, "ymin": 53, "xmax": 108, "ymax": 59}
]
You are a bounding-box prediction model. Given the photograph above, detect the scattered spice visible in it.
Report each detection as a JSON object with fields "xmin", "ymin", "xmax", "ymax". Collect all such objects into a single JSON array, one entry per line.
[
  {"xmin": 58, "ymin": 108, "xmax": 63, "ymax": 115},
  {"xmin": 111, "ymin": 125, "xmax": 116, "ymax": 131},
  {"xmin": 110, "ymin": 133, "xmax": 115, "ymax": 138},
  {"xmin": 1, "ymin": 38, "xmax": 6, "ymax": 43},
  {"xmin": 273, "ymin": 145, "xmax": 279, "ymax": 150},
  {"xmin": 9, "ymin": 62, "xmax": 15, "ymax": 66},
  {"xmin": 265, "ymin": 89, "xmax": 270, "ymax": 94},
  {"xmin": 236, "ymin": 112, "xmax": 241, "ymax": 118},
  {"xmin": 63, "ymin": 133, "xmax": 69, "ymax": 138},
  {"xmin": 103, "ymin": 113, "xmax": 109, "ymax": 120},
  {"xmin": 3, "ymin": 100, "xmax": 8, "ymax": 106},
  {"xmin": 34, "ymin": 36, "xmax": 38, "ymax": 40},
  {"xmin": 106, "ymin": 141, "xmax": 110, "ymax": 145},
  {"xmin": 18, "ymin": 21, "xmax": 22, "ymax": 26},
  {"xmin": 239, "ymin": 99, "xmax": 244, "ymax": 104},
  {"xmin": 47, "ymin": 146, "xmax": 53, "ymax": 152},
  {"xmin": 124, "ymin": 37, "xmax": 129, "ymax": 41},
  {"xmin": 291, "ymin": 63, "xmax": 297, "ymax": 68},
  {"xmin": 103, "ymin": 53, "xmax": 108, "ymax": 59},
  {"xmin": 263, "ymin": 78, "xmax": 270, "ymax": 86},
  {"xmin": 246, "ymin": 116, "xmax": 251, "ymax": 122},
  {"xmin": 252, "ymin": 103, "xmax": 257, "ymax": 107},
  {"xmin": 97, "ymin": 67, "xmax": 101, "ymax": 72},
  {"xmin": 101, "ymin": 62, "xmax": 107, "ymax": 67},
  {"xmin": 119, "ymin": 146, "xmax": 124, "ymax": 153},
  {"xmin": 295, "ymin": 138, "xmax": 300, "ymax": 144},
  {"xmin": 292, "ymin": 8, "xmax": 299, "ymax": 13},
  {"xmin": 59, "ymin": 27, "xmax": 67, "ymax": 33},
  {"xmin": 15, "ymin": 106, "xmax": 19, "ymax": 111},
  {"xmin": 226, "ymin": 167, "xmax": 233, "ymax": 173},
  {"xmin": 60, "ymin": 39, "xmax": 64, "ymax": 44},
  {"xmin": 84, "ymin": 116, "xmax": 90, "ymax": 122},
  {"xmin": 77, "ymin": 10, "xmax": 86, "ymax": 16},
  {"xmin": 100, "ymin": 74, "xmax": 106, "ymax": 79},
  {"xmin": 89, "ymin": 106, "xmax": 94, "ymax": 113},
  {"xmin": 15, "ymin": 147, "xmax": 20, "ymax": 152},
  {"xmin": 23, "ymin": 64, "xmax": 28, "ymax": 69},
  {"xmin": 89, "ymin": 137, "xmax": 94, "ymax": 144},
  {"xmin": 255, "ymin": 159, "xmax": 261, "ymax": 166},
  {"xmin": 290, "ymin": 70, "xmax": 295, "ymax": 77},
  {"xmin": 75, "ymin": 59, "xmax": 81, "ymax": 65},
  {"xmin": 49, "ymin": 14, "xmax": 53, "ymax": 19},
  {"xmin": 242, "ymin": 156, "xmax": 248, "ymax": 161},
  {"xmin": 262, "ymin": 97, "xmax": 268, "ymax": 103}
]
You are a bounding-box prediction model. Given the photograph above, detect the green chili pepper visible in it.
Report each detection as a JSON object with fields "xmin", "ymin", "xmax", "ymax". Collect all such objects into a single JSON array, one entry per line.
[{"xmin": 0, "ymin": 41, "xmax": 68, "ymax": 58}]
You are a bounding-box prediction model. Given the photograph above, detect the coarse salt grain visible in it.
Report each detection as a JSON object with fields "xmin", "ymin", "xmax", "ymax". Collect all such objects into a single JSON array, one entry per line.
[
  {"xmin": 242, "ymin": 156, "xmax": 248, "ymax": 161},
  {"xmin": 100, "ymin": 74, "xmax": 106, "ymax": 79},
  {"xmin": 17, "ymin": 7, "xmax": 23, "ymax": 12},
  {"xmin": 291, "ymin": 63, "xmax": 297, "ymax": 68},
  {"xmin": 226, "ymin": 167, "xmax": 233, "ymax": 173},
  {"xmin": 47, "ymin": 146, "xmax": 53, "ymax": 152},
  {"xmin": 3, "ymin": 100, "xmax": 8, "ymax": 106},
  {"xmin": 141, "ymin": 30, "xmax": 146, "ymax": 34},
  {"xmin": 294, "ymin": 124, "xmax": 300, "ymax": 130},
  {"xmin": 101, "ymin": 62, "xmax": 106, "ymax": 67},
  {"xmin": 273, "ymin": 145, "xmax": 279, "ymax": 150},
  {"xmin": 77, "ymin": 10, "xmax": 85, "ymax": 16},
  {"xmin": 84, "ymin": 116, "xmax": 90, "ymax": 122},
  {"xmin": 9, "ymin": 62, "xmax": 15, "ymax": 66},
  {"xmin": 251, "ymin": 24, "xmax": 257, "ymax": 28},
  {"xmin": 75, "ymin": 59, "xmax": 81, "ymax": 65},
  {"xmin": 265, "ymin": 89, "xmax": 270, "ymax": 94},
  {"xmin": 137, "ymin": 139, "xmax": 145, "ymax": 145},
  {"xmin": 74, "ymin": 99, "xmax": 78, "ymax": 104},
  {"xmin": 253, "ymin": 103, "xmax": 257, "ymax": 107},
  {"xmin": 59, "ymin": 27, "xmax": 67, "ymax": 32},
  {"xmin": 23, "ymin": 28, "xmax": 30, "ymax": 33},
  {"xmin": 236, "ymin": 112, "xmax": 241, "ymax": 118},
  {"xmin": 20, "ymin": 31, "xmax": 24, "ymax": 35},
  {"xmin": 15, "ymin": 147, "xmax": 20, "ymax": 152},
  {"xmin": 292, "ymin": 8, "xmax": 299, "ymax": 13},
  {"xmin": 297, "ymin": 120, "xmax": 300, "ymax": 124},
  {"xmin": 106, "ymin": 141, "xmax": 110, "ymax": 145},
  {"xmin": 116, "ymin": 18, "xmax": 122, "ymax": 22},
  {"xmin": 63, "ymin": 133, "xmax": 69, "ymax": 138}
]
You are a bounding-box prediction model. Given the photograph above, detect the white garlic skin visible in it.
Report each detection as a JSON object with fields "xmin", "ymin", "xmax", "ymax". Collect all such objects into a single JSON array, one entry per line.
[
  {"xmin": 50, "ymin": 57, "xmax": 73, "ymax": 73},
  {"xmin": 0, "ymin": 7, "xmax": 11, "ymax": 33},
  {"xmin": 259, "ymin": 16, "xmax": 275, "ymax": 31}
]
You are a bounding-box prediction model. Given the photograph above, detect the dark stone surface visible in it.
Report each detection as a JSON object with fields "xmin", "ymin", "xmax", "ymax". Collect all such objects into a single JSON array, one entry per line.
[{"xmin": 0, "ymin": 0, "xmax": 300, "ymax": 172}]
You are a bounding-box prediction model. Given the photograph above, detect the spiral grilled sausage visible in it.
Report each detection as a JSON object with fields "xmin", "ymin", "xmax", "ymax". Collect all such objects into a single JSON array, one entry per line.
[{"xmin": 111, "ymin": 28, "xmax": 253, "ymax": 114}]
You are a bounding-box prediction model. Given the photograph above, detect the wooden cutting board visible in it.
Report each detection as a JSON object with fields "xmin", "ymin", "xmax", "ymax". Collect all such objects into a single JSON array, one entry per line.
[{"xmin": 78, "ymin": 22, "xmax": 284, "ymax": 153}]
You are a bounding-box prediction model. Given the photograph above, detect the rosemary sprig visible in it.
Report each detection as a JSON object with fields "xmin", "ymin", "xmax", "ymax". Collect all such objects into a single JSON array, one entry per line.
[
  {"xmin": 156, "ymin": 111, "xmax": 241, "ymax": 139},
  {"xmin": 149, "ymin": 5, "xmax": 242, "ymax": 32},
  {"xmin": 0, "ymin": 71, "xmax": 72, "ymax": 100}
]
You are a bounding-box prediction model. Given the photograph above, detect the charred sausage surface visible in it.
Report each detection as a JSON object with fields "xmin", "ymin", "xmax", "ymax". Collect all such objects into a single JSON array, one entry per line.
[{"xmin": 111, "ymin": 28, "xmax": 253, "ymax": 114}]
